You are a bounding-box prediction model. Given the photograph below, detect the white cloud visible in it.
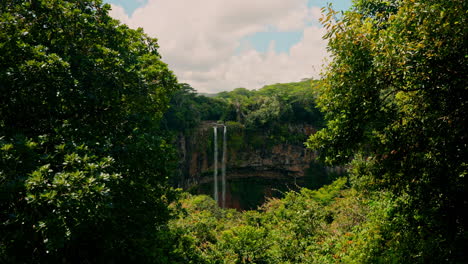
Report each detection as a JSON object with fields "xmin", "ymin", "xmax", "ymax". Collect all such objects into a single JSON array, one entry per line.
[
  {"xmin": 108, "ymin": 4, "xmax": 130, "ymax": 25},
  {"xmin": 108, "ymin": 0, "xmax": 329, "ymax": 93},
  {"xmin": 183, "ymin": 26, "xmax": 328, "ymax": 91}
]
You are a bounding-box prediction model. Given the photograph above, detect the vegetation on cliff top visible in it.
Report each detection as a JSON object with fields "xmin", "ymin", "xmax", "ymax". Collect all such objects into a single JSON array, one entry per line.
[{"xmin": 163, "ymin": 79, "xmax": 324, "ymax": 133}]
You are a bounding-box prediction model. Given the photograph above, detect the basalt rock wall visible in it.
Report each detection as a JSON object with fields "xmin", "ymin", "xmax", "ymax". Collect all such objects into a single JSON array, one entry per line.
[{"xmin": 174, "ymin": 121, "xmax": 321, "ymax": 189}]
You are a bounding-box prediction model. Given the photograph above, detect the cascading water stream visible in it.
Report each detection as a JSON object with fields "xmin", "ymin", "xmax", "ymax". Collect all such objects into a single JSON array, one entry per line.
[
  {"xmin": 213, "ymin": 127, "xmax": 218, "ymax": 203},
  {"xmin": 221, "ymin": 125, "xmax": 227, "ymax": 208}
]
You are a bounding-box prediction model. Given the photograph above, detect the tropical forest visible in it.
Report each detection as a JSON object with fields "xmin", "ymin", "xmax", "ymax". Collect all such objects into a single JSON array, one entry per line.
[{"xmin": 0, "ymin": 0, "xmax": 466, "ymax": 263}]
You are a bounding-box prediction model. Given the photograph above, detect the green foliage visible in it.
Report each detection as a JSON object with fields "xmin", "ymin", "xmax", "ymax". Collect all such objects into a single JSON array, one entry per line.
[
  {"xmin": 169, "ymin": 194, "xmax": 241, "ymax": 263},
  {"xmin": 217, "ymin": 80, "xmax": 324, "ymax": 128},
  {"xmin": 215, "ymin": 225, "xmax": 271, "ymax": 264},
  {"xmin": 305, "ymin": 177, "xmax": 347, "ymax": 205},
  {"xmin": 163, "ymin": 80, "xmax": 323, "ymax": 134},
  {"xmin": 170, "ymin": 179, "xmax": 360, "ymax": 264},
  {"xmin": 0, "ymin": 0, "xmax": 179, "ymax": 262},
  {"xmin": 177, "ymin": 180, "xmax": 439, "ymax": 263},
  {"xmin": 0, "ymin": 137, "xmax": 122, "ymax": 261},
  {"xmin": 163, "ymin": 84, "xmax": 229, "ymax": 132},
  {"xmin": 309, "ymin": 0, "xmax": 467, "ymax": 262},
  {"xmin": 244, "ymin": 96, "xmax": 283, "ymax": 128}
]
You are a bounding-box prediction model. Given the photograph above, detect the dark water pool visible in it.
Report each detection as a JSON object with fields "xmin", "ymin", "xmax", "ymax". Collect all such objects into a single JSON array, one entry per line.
[{"xmin": 192, "ymin": 177, "xmax": 299, "ymax": 210}]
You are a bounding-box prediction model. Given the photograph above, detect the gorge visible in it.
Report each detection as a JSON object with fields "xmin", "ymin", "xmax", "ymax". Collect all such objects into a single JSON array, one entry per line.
[
  {"xmin": 174, "ymin": 121, "xmax": 340, "ymax": 210},
  {"xmin": 164, "ymin": 80, "xmax": 341, "ymax": 210}
]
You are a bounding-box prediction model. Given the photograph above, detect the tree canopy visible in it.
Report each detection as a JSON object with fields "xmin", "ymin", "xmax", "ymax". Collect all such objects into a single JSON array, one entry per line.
[
  {"xmin": 308, "ymin": 0, "xmax": 467, "ymax": 262},
  {"xmin": 163, "ymin": 80, "xmax": 324, "ymax": 133},
  {"xmin": 0, "ymin": 0, "xmax": 178, "ymax": 262}
]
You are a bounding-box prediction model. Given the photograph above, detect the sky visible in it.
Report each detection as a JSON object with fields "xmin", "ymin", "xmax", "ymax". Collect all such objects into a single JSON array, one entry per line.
[{"xmin": 105, "ymin": 0, "xmax": 353, "ymax": 93}]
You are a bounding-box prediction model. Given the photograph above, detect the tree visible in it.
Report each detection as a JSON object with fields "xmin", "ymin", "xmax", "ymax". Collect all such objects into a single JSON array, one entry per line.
[
  {"xmin": 308, "ymin": 0, "xmax": 467, "ymax": 262},
  {"xmin": 162, "ymin": 83, "xmax": 228, "ymax": 132},
  {"xmin": 0, "ymin": 0, "xmax": 178, "ymax": 262}
]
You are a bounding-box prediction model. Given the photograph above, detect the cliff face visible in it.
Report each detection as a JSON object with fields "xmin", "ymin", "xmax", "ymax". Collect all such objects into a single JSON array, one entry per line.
[{"xmin": 175, "ymin": 121, "xmax": 319, "ymax": 189}]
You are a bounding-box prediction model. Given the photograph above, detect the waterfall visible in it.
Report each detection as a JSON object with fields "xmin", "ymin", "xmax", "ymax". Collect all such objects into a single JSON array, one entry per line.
[
  {"xmin": 221, "ymin": 125, "xmax": 227, "ymax": 208},
  {"xmin": 213, "ymin": 127, "xmax": 218, "ymax": 203}
]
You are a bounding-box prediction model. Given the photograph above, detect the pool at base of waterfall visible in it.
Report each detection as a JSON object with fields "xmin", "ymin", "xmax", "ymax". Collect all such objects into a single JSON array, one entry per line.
[{"xmin": 191, "ymin": 177, "xmax": 299, "ymax": 211}]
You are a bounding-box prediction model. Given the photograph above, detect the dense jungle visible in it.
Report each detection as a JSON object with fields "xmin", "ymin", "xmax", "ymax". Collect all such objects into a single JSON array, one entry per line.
[{"xmin": 1, "ymin": 0, "xmax": 466, "ymax": 263}]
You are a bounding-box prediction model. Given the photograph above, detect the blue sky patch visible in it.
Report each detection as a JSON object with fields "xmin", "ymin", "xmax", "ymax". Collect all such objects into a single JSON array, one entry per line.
[
  {"xmin": 308, "ymin": 0, "xmax": 353, "ymax": 11},
  {"xmin": 242, "ymin": 31, "xmax": 303, "ymax": 54},
  {"xmin": 105, "ymin": 0, "xmax": 148, "ymax": 16}
]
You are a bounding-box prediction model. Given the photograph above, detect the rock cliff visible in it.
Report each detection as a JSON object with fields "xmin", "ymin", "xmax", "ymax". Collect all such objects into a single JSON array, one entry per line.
[
  {"xmin": 172, "ymin": 121, "xmax": 345, "ymax": 209},
  {"xmin": 175, "ymin": 121, "xmax": 321, "ymax": 189}
]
